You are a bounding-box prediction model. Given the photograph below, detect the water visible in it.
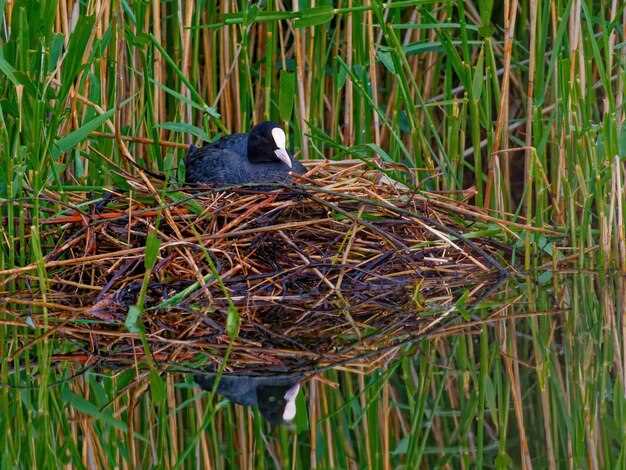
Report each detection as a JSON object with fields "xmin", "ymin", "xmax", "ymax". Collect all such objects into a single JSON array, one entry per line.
[{"xmin": 3, "ymin": 270, "xmax": 623, "ymax": 467}]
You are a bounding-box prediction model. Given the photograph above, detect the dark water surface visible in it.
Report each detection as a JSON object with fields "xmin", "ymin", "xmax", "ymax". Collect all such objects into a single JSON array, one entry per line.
[{"xmin": 2, "ymin": 270, "xmax": 623, "ymax": 469}]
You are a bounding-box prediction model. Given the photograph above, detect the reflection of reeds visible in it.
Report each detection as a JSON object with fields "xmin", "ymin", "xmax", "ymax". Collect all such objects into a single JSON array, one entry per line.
[{"xmin": 1, "ymin": 161, "xmax": 508, "ymax": 375}]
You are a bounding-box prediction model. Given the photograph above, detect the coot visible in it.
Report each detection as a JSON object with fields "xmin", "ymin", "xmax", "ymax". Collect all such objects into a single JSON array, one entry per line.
[
  {"xmin": 185, "ymin": 121, "xmax": 306, "ymax": 185},
  {"xmin": 195, "ymin": 371, "xmax": 302, "ymax": 425}
]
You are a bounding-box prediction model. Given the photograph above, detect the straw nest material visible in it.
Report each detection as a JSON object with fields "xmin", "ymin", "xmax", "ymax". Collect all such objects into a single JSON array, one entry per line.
[{"xmin": 1, "ymin": 160, "xmax": 508, "ymax": 375}]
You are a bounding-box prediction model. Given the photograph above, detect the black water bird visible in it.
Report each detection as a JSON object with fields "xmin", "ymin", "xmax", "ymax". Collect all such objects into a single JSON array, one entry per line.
[
  {"xmin": 195, "ymin": 371, "xmax": 302, "ymax": 425},
  {"xmin": 185, "ymin": 122, "xmax": 306, "ymax": 186}
]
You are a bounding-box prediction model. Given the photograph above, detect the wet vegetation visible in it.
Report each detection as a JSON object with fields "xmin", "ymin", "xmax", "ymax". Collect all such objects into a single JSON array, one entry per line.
[{"xmin": 1, "ymin": 0, "xmax": 625, "ymax": 468}]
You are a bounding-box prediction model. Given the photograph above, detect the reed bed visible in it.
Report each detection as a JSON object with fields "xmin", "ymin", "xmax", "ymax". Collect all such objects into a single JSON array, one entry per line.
[{"xmin": 1, "ymin": 0, "xmax": 626, "ymax": 468}]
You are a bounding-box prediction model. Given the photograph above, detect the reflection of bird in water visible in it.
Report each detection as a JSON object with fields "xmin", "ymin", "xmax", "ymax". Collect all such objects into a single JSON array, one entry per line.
[
  {"xmin": 195, "ymin": 371, "xmax": 303, "ymax": 425},
  {"xmin": 185, "ymin": 122, "xmax": 306, "ymax": 186}
]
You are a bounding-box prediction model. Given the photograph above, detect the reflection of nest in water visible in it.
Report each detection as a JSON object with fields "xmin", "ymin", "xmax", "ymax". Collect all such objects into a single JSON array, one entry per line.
[{"xmin": 2, "ymin": 161, "xmax": 508, "ymax": 375}]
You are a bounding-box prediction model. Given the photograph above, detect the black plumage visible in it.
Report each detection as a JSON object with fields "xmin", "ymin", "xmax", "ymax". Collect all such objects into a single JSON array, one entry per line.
[
  {"xmin": 185, "ymin": 121, "xmax": 306, "ymax": 186},
  {"xmin": 195, "ymin": 371, "xmax": 302, "ymax": 425}
]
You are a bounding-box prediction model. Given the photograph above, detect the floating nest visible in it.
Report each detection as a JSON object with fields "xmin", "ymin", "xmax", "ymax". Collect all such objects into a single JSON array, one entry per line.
[{"xmin": 1, "ymin": 160, "xmax": 509, "ymax": 376}]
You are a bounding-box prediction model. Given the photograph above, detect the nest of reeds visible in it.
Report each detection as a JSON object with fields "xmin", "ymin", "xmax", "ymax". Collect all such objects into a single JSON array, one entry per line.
[{"xmin": 1, "ymin": 160, "xmax": 508, "ymax": 375}]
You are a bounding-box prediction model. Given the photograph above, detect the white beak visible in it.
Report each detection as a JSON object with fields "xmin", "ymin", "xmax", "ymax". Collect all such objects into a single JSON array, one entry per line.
[
  {"xmin": 282, "ymin": 383, "xmax": 300, "ymax": 422},
  {"xmin": 274, "ymin": 148, "xmax": 292, "ymax": 168}
]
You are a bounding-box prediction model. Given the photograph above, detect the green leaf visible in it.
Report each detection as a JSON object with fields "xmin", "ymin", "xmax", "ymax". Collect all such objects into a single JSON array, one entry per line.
[
  {"xmin": 392, "ymin": 437, "xmax": 409, "ymax": 455},
  {"xmin": 376, "ymin": 48, "xmax": 396, "ymax": 74},
  {"xmin": 144, "ymin": 230, "xmax": 161, "ymax": 271},
  {"xmin": 278, "ymin": 71, "xmax": 296, "ymax": 122},
  {"xmin": 125, "ymin": 305, "xmax": 142, "ymax": 334},
  {"xmin": 538, "ymin": 270, "xmax": 553, "ymax": 286},
  {"xmin": 478, "ymin": 24, "xmax": 496, "ymax": 38},
  {"xmin": 243, "ymin": 4, "xmax": 260, "ymax": 24},
  {"xmin": 470, "ymin": 49, "xmax": 485, "ymax": 100},
  {"xmin": 404, "ymin": 40, "xmax": 481, "ymax": 56},
  {"xmin": 0, "ymin": 48, "xmax": 21, "ymax": 87},
  {"xmin": 351, "ymin": 143, "xmax": 394, "ymax": 163},
  {"xmin": 294, "ymin": 6, "xmax": 334, "ymax": 28},
  {"xmin": 165, "ymin": 191, "xmax": 205, "ymax": 216},
  {"xmin": 295, "ymin": 389, "xmax": 309, "ymax": 433},
  {"xmin": 52, "ymin": 108, "xmax": 115, "ymax": 158},
  {"xmin": 154, "ymin": 273, "xmax": 216, "ymax": 309},
  {"xmin": 149, "ymin": 370, "xmax": 166, "ymax": 403},
  {"xmin": 147, "ymin": 75, "xmax": 220, "ymax": 118},
  {"xmin": 61, "ymin": 390, "xmax": 128, "ymax": 432},
  {"xmin": 114, "ymin": 369, "xmax": 137, "ymax": 394},
  {"xmin": 226, "ymin": 304, "xmax": 240, "ymax": 339},
  {"xmin": 535, "ymin": 234, "xmax": 557, "ymax": 256},
  {"xmin": 478, "ymin": 0, "xmax": 495, "ymax": 28},
  {"xmin": 157, "ymin": 122, "xmax": 211, "ymax": 143},
  {"xmin": 59, "ymin": 15, "xmax": 96, "ymax": 102},
  {"xmin": 455, "ymin": 289, "xmax": 471, "ymax": 321},
  {"xmin": 147, "ymin": 34, "xmax": 222, "ymax": 128},
  {"xmin": 420, "ymin": 12, "xmax": 469, "ymax": 90},
  {"xmin": 336, "ymin": 61, "xmax": 348, "ymax": 90},
  {"xmin": 392, "ymin": 23, "xmax": 479, "ymax": 31},
  {"xmin": 364, "ymin": 143, "xmax": 393, "ymax": 162},
  {"xmin": 48, "ymin": 34, "xmax": 65, "ymax": 73},
  {"xmin": 495, "ymin": 451, "xmax": 513, "ymax": 469},
  {"xmin": 121, "ymin": 0, "xmax": 137, "ymax": 25}
]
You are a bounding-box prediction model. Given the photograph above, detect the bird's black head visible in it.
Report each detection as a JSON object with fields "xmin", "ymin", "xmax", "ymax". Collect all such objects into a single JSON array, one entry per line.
[
  {"xmin": 247, "ymin": 121, "xmax": 293, "ymax": 168},
  {"xmin": 195, "ymin": 371, "xmax": 302, "ymax": 425}
]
